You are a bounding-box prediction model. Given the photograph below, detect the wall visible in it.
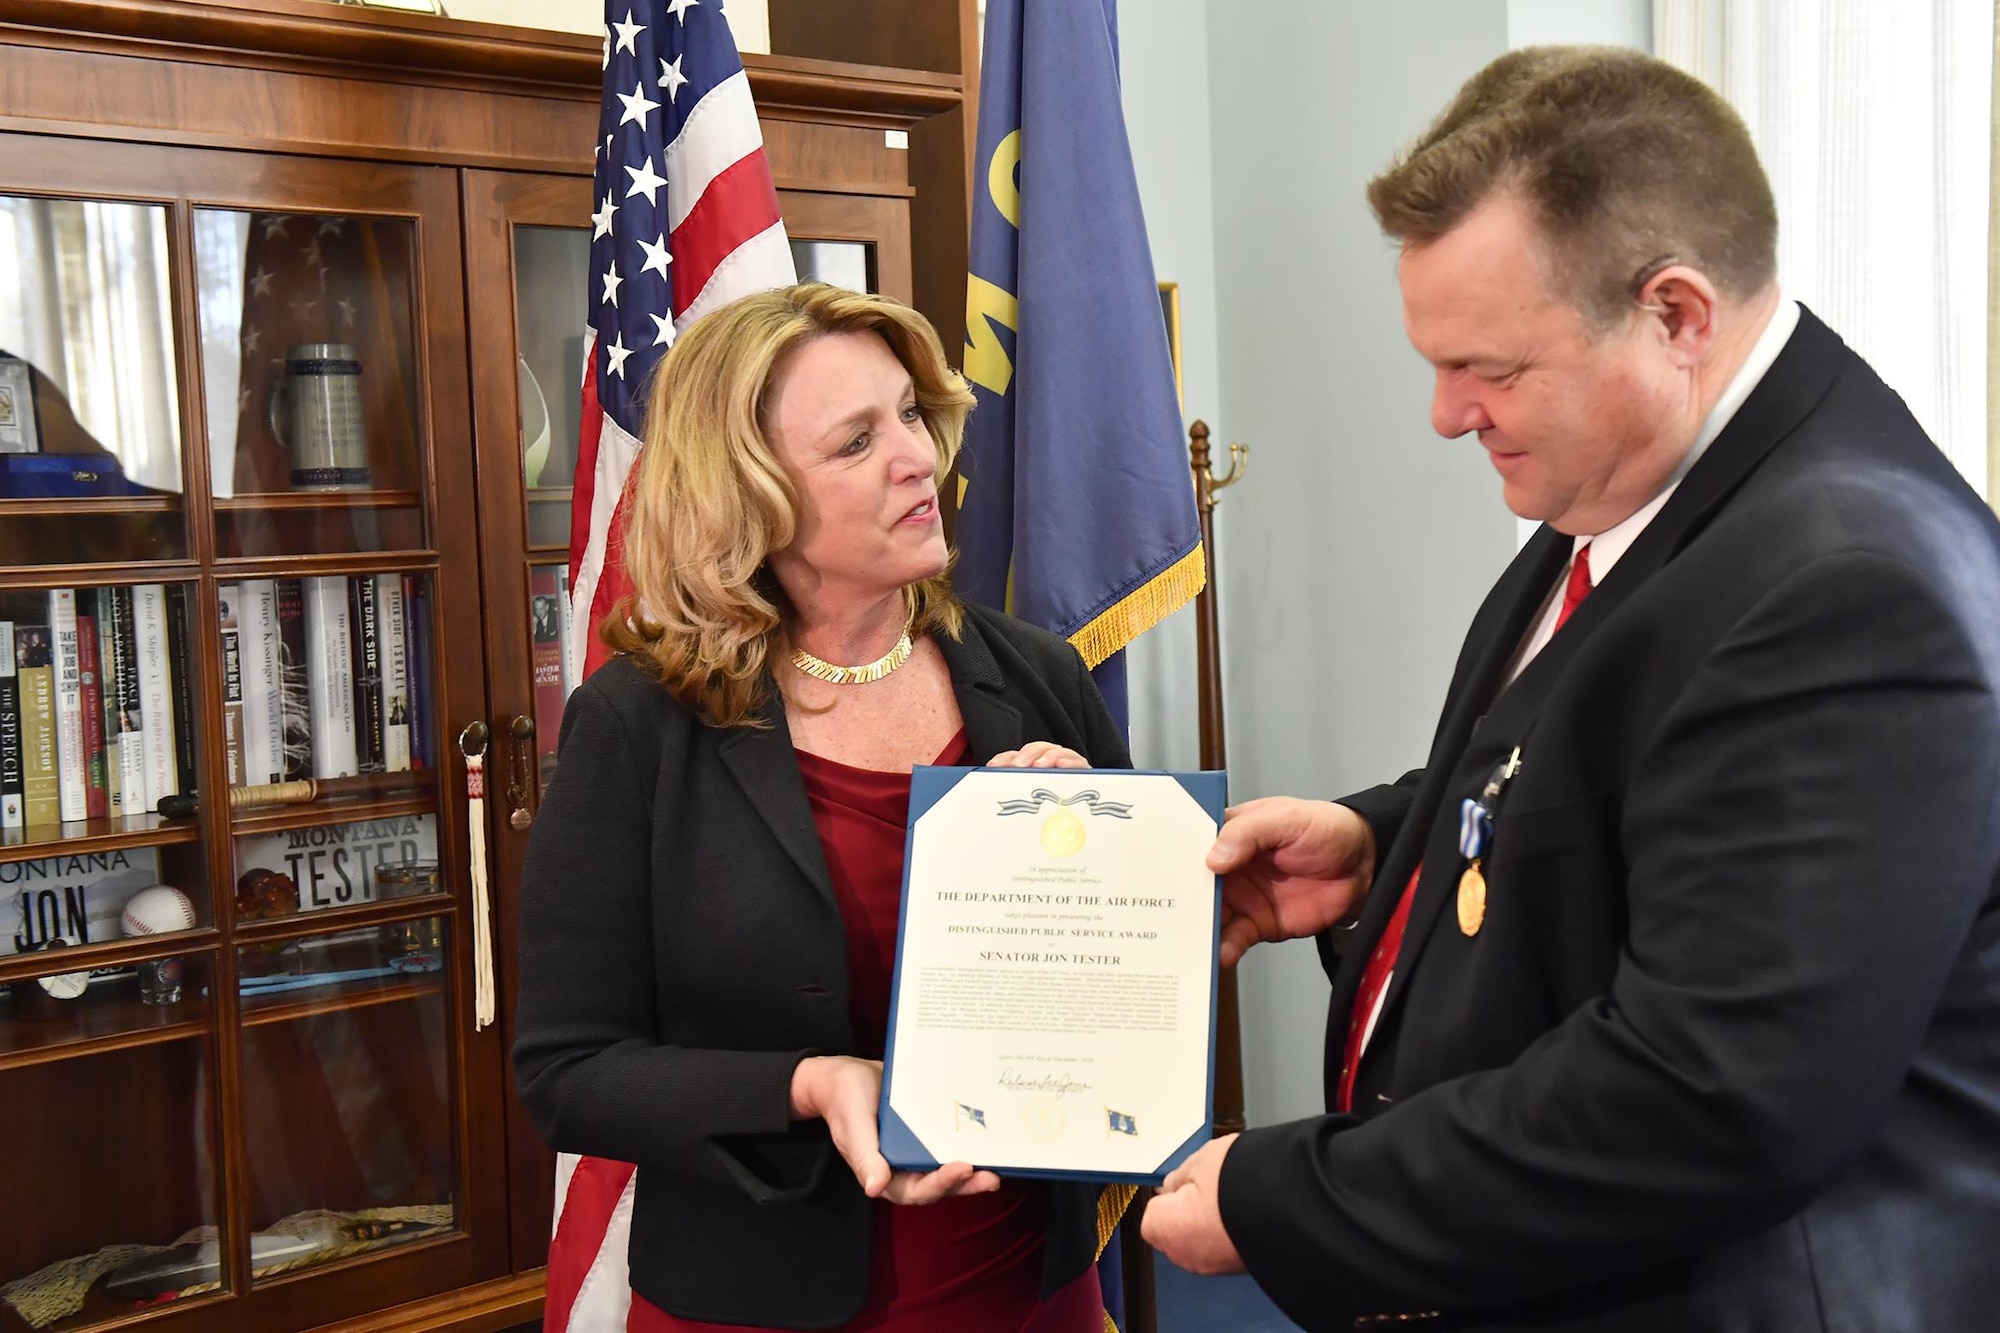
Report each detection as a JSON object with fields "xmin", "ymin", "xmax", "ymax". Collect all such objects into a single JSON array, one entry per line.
[
  {"xmin": 1118, "ymin": 0, "xmax": 1651, "ymax": 1129},
  {"xmin": 443, "ymin": 0, "xmax": 770, "ymax": 50}
]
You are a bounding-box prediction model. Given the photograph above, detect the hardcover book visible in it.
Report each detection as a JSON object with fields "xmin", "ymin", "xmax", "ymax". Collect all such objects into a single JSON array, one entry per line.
[
  {"xmin": 239, "ymin": 579, "xmax": 284, "ymax": 785},
  {"xmin": 0, "ymin": 622, "xmax": 23, "ymax": 832},
  {"xmin": 132, "ymin": 583, "xmax": 178, "ymax": 810},
  {"xmin": 349, "ymin": 576, "xmax": 384, "ymax": 774},
  {"xmin": 165, "ymin": 585, "xmax": 197, "ymax": 798},
  {"xmin": 301, "ymin": 576, "xmax": 358, "ymax": 779},
  {"xmin": 48, "ymin": 588, "xmax": 87, "ymax": 823},
  {"xmin": 15, "ymin": 623, "xmax": 57, "ymax": 827},
  {"xmin": 218, "ymin": 582, "xmax": 247, "ymax": 788},
  {"xmin": 108, "ymin": 586, "xmax": 147, "ymax": 816},
  {"xmin": 275, "ymin": 579, "xmax": 312, "ymax": 781},
  {"xmin": 376, "ymin": 573, "xmax": 411, "ymax": 774},
  {"xmin": 75, "ymin": 594, "xmax": 108, "ymax": 819}
]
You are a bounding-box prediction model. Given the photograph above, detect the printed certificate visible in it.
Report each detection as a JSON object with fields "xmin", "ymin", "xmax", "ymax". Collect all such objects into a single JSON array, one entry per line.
[{"xmin": 879, "ymin": 767, "xmax": 1225, "ymax": 1184}]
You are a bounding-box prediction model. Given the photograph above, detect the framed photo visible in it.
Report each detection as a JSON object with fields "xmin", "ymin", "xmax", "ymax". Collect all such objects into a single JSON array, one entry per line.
[
  {"xmin": 1158, "ymin": 281, "xmax": 1183, "ymax": 408},
  {"xmin": 0, "ymin": 355, "xmax": 43, "ymax": 454},
  {"xmin": 348, "ymin": 0, "xmax": 445, "ymax": 14}
]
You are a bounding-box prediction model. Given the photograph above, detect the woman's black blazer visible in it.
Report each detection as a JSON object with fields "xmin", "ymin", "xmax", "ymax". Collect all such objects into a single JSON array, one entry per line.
[{"xmin": 513, "ymin": 603, "xmax": 1131, "ymax": 1328}]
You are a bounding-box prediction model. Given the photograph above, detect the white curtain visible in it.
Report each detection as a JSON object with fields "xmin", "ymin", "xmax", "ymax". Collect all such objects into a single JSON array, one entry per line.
[
  {"xmin": 0, "ymin": 197, "xmax": 183, "ymax": 493},
  {"xmin": 1657, "ymin": 0, "xmax": 1995, "ymax": 495}
]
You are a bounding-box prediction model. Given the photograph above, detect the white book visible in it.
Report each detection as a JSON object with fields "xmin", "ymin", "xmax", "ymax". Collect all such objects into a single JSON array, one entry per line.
[
  {"xmin": 557, "ymin": 564, "xmax": 578, "ymax": 699},
  {"xmin": 108, "ymin": 586, "xmax": 146, "ymax": 817},
  {"xmin": 48, "ymin": 589, "xmax": 87, "ymax": 823},
  {"xmin": 375, "ymin": 573, "xmax": 411, "ymax": 773},
  {"xmin": 301, "ymin": 576, "xmax": 358, "ymax": 779},
  {"xmin": 131, "ymin": 583, "xmax": 178, "ymax": 809},
  {"xmin": 239, "ymin": 579, "xmax": 285, "ymax": 785},
  {"xmin": 0, "ymin": 621, "xmax": 21, "ymax": 831}
]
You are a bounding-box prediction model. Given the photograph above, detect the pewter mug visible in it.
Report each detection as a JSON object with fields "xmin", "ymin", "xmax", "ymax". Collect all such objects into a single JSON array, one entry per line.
[{"xmin": 269, "ymin": 342, "xmax": 371, "ymax": 490}]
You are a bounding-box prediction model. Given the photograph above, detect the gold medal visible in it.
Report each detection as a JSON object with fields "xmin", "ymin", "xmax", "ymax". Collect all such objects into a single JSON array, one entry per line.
[{"xmin": 1457, "ymin": 861, "xmax": 1487, "ymax": 936}]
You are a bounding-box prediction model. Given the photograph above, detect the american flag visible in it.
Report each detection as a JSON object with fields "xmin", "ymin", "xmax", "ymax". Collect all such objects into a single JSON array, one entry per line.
[
  {"xmin": 565, "ymin": 0, "xmax": 795, "ymax": 682},
  {"xmin": 549, "ymin": 4, "xmax": 792, "ymax": 1330}
]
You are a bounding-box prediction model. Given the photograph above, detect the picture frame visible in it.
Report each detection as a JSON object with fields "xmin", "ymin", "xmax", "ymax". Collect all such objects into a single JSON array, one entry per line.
[{"xmin": 1158, "ymin": 281, "xmax": 1183, "ymax": 408}]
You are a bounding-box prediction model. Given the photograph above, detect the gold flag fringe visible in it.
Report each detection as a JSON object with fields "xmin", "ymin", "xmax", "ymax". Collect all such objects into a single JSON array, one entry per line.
[{"xmin": 1067, "ymin": 545, "xmax": 1207, "ymax": 669}]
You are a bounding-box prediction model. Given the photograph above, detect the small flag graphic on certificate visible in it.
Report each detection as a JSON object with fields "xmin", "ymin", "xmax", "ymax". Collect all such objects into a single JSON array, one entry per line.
[
  {"xmin": 957, "ymin": 1103, "xmax": 988, "ymax": 1130},
  {"xmin": 1106, "ymin": 1109, "xmax": 1138, "ymax": 1136}
]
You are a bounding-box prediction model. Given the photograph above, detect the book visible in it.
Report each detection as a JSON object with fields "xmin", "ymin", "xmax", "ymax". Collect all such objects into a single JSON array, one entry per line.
[
  {"xmin": 75, "ymin": 594, "xmax": 107, "ymax": 819},
  {"xmin": 165, "ymin": 585, "xmax": 197, "ymax": 798},
  {"xmin": 349, "ymin": 575, "xmax": 384, "ymax": 774},
  {"xmin": 530, "ymin": 567, "xmax": 566, "ymax": 757},
  {"xmin": 275, "ymin": 579, "xmax": 311, "ymax": 781},
  {"xmin": 239, "ymin": 579, "xmax": 284, "ymax": 785},
  {"xmin": 557, "ymin": 563, "xmax": 579, "ymax": 699},
  {"xmin": 217, "ymin": 582, "xmax": 246, "ymax": 787},
  {"xmin": 132, "ymin": 583, "xmax": 178, "ymax": 810},
  {"xmin": 15, "ymin": 623, "xmax": 57, "ymax": 826},
  {"xmin": 48, "ymin": 589, "xmax": 87, "ymax": 823},
  {"xmin": 0, "ymin": 622, "xmax": 22, "ymax": 832},
  {"xmin": 404, "ymin": 574, "xmax": 432, "ymax": 772},
  {"xmin": 97, "ymin": 607, "xmax": 121, "ymax": 817},
  {"xmin": 106, "ymin": 586, "xmax": 145, "ymax": 816},
  {"xmin": 376, "ymin": 573, "xmax": 411, "ymax": 773},
  {"xmin": 301, "ymin": 576, "xmax": 358, "ymax": 779}
]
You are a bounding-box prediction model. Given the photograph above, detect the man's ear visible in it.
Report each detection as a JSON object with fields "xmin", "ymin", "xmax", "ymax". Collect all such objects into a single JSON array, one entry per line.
[{"xmin": 1635, "ymin": 265, "xmax": 1721, "ymax": 366}]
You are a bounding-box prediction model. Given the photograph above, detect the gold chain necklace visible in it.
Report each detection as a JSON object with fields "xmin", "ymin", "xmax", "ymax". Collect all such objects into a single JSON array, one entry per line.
[{"xmin": 790, "ymin": 622, "xmax": 915, "ymax": 685}]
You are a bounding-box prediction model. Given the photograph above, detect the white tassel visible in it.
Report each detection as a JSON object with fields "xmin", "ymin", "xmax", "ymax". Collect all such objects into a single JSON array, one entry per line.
[{"xmin": 465, "ymin": 745, "xmax": 496, "ymax": 1031}]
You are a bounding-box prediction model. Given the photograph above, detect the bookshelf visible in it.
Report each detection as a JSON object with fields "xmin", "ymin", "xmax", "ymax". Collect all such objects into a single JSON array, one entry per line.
[{"xmin": 0, "ymin": 2, "xmax": 973, "ymax": 1331}]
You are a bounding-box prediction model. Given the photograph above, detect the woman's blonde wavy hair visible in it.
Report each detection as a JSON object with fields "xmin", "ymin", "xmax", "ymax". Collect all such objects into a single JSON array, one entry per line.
[{"xmin": 603, "ymin": 282, "xmax": 971, "ymax": 728}]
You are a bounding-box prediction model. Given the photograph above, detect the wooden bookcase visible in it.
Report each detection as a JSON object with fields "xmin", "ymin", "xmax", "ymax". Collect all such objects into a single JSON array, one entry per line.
[{"xmin": 0, "ymin": 3, "xmax": 971, "ymax": 1331}]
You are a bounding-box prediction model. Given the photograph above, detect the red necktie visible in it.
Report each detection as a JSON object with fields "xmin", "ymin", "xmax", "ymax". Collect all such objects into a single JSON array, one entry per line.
[{"xmin": 1334, "ymin": 543, "xmax": 1594, "ymax": 1112}]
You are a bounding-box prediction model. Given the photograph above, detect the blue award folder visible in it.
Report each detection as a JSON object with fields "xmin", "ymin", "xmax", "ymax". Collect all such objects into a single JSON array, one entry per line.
[{"xmin": 879, "ymin": 766, "xmax": 1226, "ymax": 1185}]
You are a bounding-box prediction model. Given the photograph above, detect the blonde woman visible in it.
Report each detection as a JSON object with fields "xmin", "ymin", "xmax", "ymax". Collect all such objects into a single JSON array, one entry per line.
[{"xmin": 514, "ymin": 284, "xmax": 1121, "ymax": 1331}]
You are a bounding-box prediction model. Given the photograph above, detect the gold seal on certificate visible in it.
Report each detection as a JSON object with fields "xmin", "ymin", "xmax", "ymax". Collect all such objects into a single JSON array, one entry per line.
[{"xmin": 878, "ymin": 767, "xmax": 1225, "ymax": 1185}]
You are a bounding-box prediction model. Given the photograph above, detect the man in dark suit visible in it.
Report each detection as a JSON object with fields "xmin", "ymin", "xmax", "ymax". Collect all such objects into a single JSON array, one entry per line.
[{"xmin": 1142, "ymin": 46, "xmax": 2000, "ymax": 1332}]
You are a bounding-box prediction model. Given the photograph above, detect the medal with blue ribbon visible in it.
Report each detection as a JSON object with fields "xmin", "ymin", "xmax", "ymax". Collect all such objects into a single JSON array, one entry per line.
[{"xmin": 1457, "ymin": 745, "xmax": 1521, "ymax": 936}]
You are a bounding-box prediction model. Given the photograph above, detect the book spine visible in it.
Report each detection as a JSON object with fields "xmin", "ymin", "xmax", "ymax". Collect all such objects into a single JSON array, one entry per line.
[
  {"xmin": 16, "ymin": 625, "xmax": 57, "ymax": 826},
  {"xmin": 0, "ymin": 622, "xmax": 22, "ymax": 830},
  {"xmin": 530, "ymin": 567, "xmax": 565, "ymax": 758},
  {"xmin": 302, "ymin": 576, "xmax": 358, "ymax": 779},
  {"xmin": 165, "ymin": 584, "xmax": 196, "ymax": 798},
  {"xmin": 98, "ymin": 601, "xmax": 120, "ymax": 816},
  {"xmin": 376, "ymin": 573, "xmax": 411, "ymax": 773},
  {"xmin": 275, "ymin": 578, "xmax": 311, "ymax": 781},
  {"xmin": 239, "ymin": 579, "xmax": 284, "ymax": 785},
  {"xmin": 349, "ymin": 576, "xmax": 383, "ymax": 774},
  {"xmin": 110, "ymin": 586, "xmax": 146, "ymax": 815},
  {"xmin": 557, "ymin": 563, "xmax": 579, "ymax": 698},
  {"xmin": 132, "ymin": 583, "xmax": 177, "ymax": 809},
  {"xmin": 48, "ymin": 588, "xmax": 86, "ymax": 823},
  {"xmin": 404, "ymin": 574, "xmax": 431, "ymax": 772},
  {"xmin": 75, "ymin": 597, "xmax": 107, "ymax": 819},
  {"xmin": 218, "ymin": 582, "xmax": 246, "ymax": 787}
]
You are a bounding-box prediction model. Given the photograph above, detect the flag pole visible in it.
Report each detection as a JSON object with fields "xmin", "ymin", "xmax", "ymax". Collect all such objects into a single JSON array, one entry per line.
[{"xmin": 1191, "ymin": 419, "xmax": 1248, "ymax": 1134}]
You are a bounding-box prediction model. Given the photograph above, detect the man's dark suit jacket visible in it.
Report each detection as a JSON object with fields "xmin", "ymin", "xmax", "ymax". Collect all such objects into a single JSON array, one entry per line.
[
  {"xmin": 1218, "ymin": 308, "xmax": 2000, "ymax": 1332},
  {"xmin": 513, "ymin": 603, "xmax": 1128, "ymax": 1328}
]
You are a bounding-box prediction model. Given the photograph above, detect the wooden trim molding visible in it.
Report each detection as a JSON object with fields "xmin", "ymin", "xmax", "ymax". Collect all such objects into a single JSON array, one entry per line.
[
  {"xmin": 0, "ymin": 0, "xmax": 960, "ymax": 118},
  {"xmin": 298, "ymin": 1270, "xmax": 544, "ymax": 1333}
]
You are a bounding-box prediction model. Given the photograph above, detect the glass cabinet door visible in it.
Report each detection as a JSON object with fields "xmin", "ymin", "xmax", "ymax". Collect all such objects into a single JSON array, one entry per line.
[
  {"xmin": 462, "ymin": 169, "xmax": 591, "ymax": 1270},
  {"xmin": 0, "ymin": 141, "xmax": 504, "ymax": 1333}
]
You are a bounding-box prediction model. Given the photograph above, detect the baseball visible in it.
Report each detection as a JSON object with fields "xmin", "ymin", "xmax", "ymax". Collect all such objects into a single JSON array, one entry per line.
[{"xmin": 120, "ymin": 885, "xmax": 197, "ymax": 937}]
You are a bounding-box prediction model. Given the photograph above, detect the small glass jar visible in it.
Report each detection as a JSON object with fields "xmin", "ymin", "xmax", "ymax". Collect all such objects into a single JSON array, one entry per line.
[{"xmin": 374, "ymin": 859, "xmax": 444, "ymax": 971}]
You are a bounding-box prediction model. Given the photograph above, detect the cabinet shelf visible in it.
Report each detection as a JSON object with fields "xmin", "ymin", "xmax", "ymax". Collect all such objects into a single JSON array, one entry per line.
[
  {"xmin": 0, "ymin": 494, "xmax": 178, "ymax": 516},
  {"xmin": 229, "ymin": 792, "xmax": 438, "ymax": 838},
  {"xmin": 239, "ymin": 971, "xmax": 444, "ymax": 1028},
  {"xmin": 0, "ymin": 988, "xmax": 207, "ymax": 1072},
  {"xmin": 214, "ymin": 489, "xmax": 423, "ymax": 512},
  {"xmin": 0, "ymin": 814, "xmax": 200, "ymax": 866}
]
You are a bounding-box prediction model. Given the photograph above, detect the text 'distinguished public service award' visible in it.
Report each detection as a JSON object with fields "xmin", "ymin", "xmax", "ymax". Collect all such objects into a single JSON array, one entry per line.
[{"xmin": 879, "ymin": 767, "xmax": 1225, "ymax": 1184}]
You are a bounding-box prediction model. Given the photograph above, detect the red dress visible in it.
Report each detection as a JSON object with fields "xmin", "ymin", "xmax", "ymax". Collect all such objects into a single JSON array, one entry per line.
[{"xmin": 627, "ymin": 730, "xmax": 1102, "ymax": 1333}]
